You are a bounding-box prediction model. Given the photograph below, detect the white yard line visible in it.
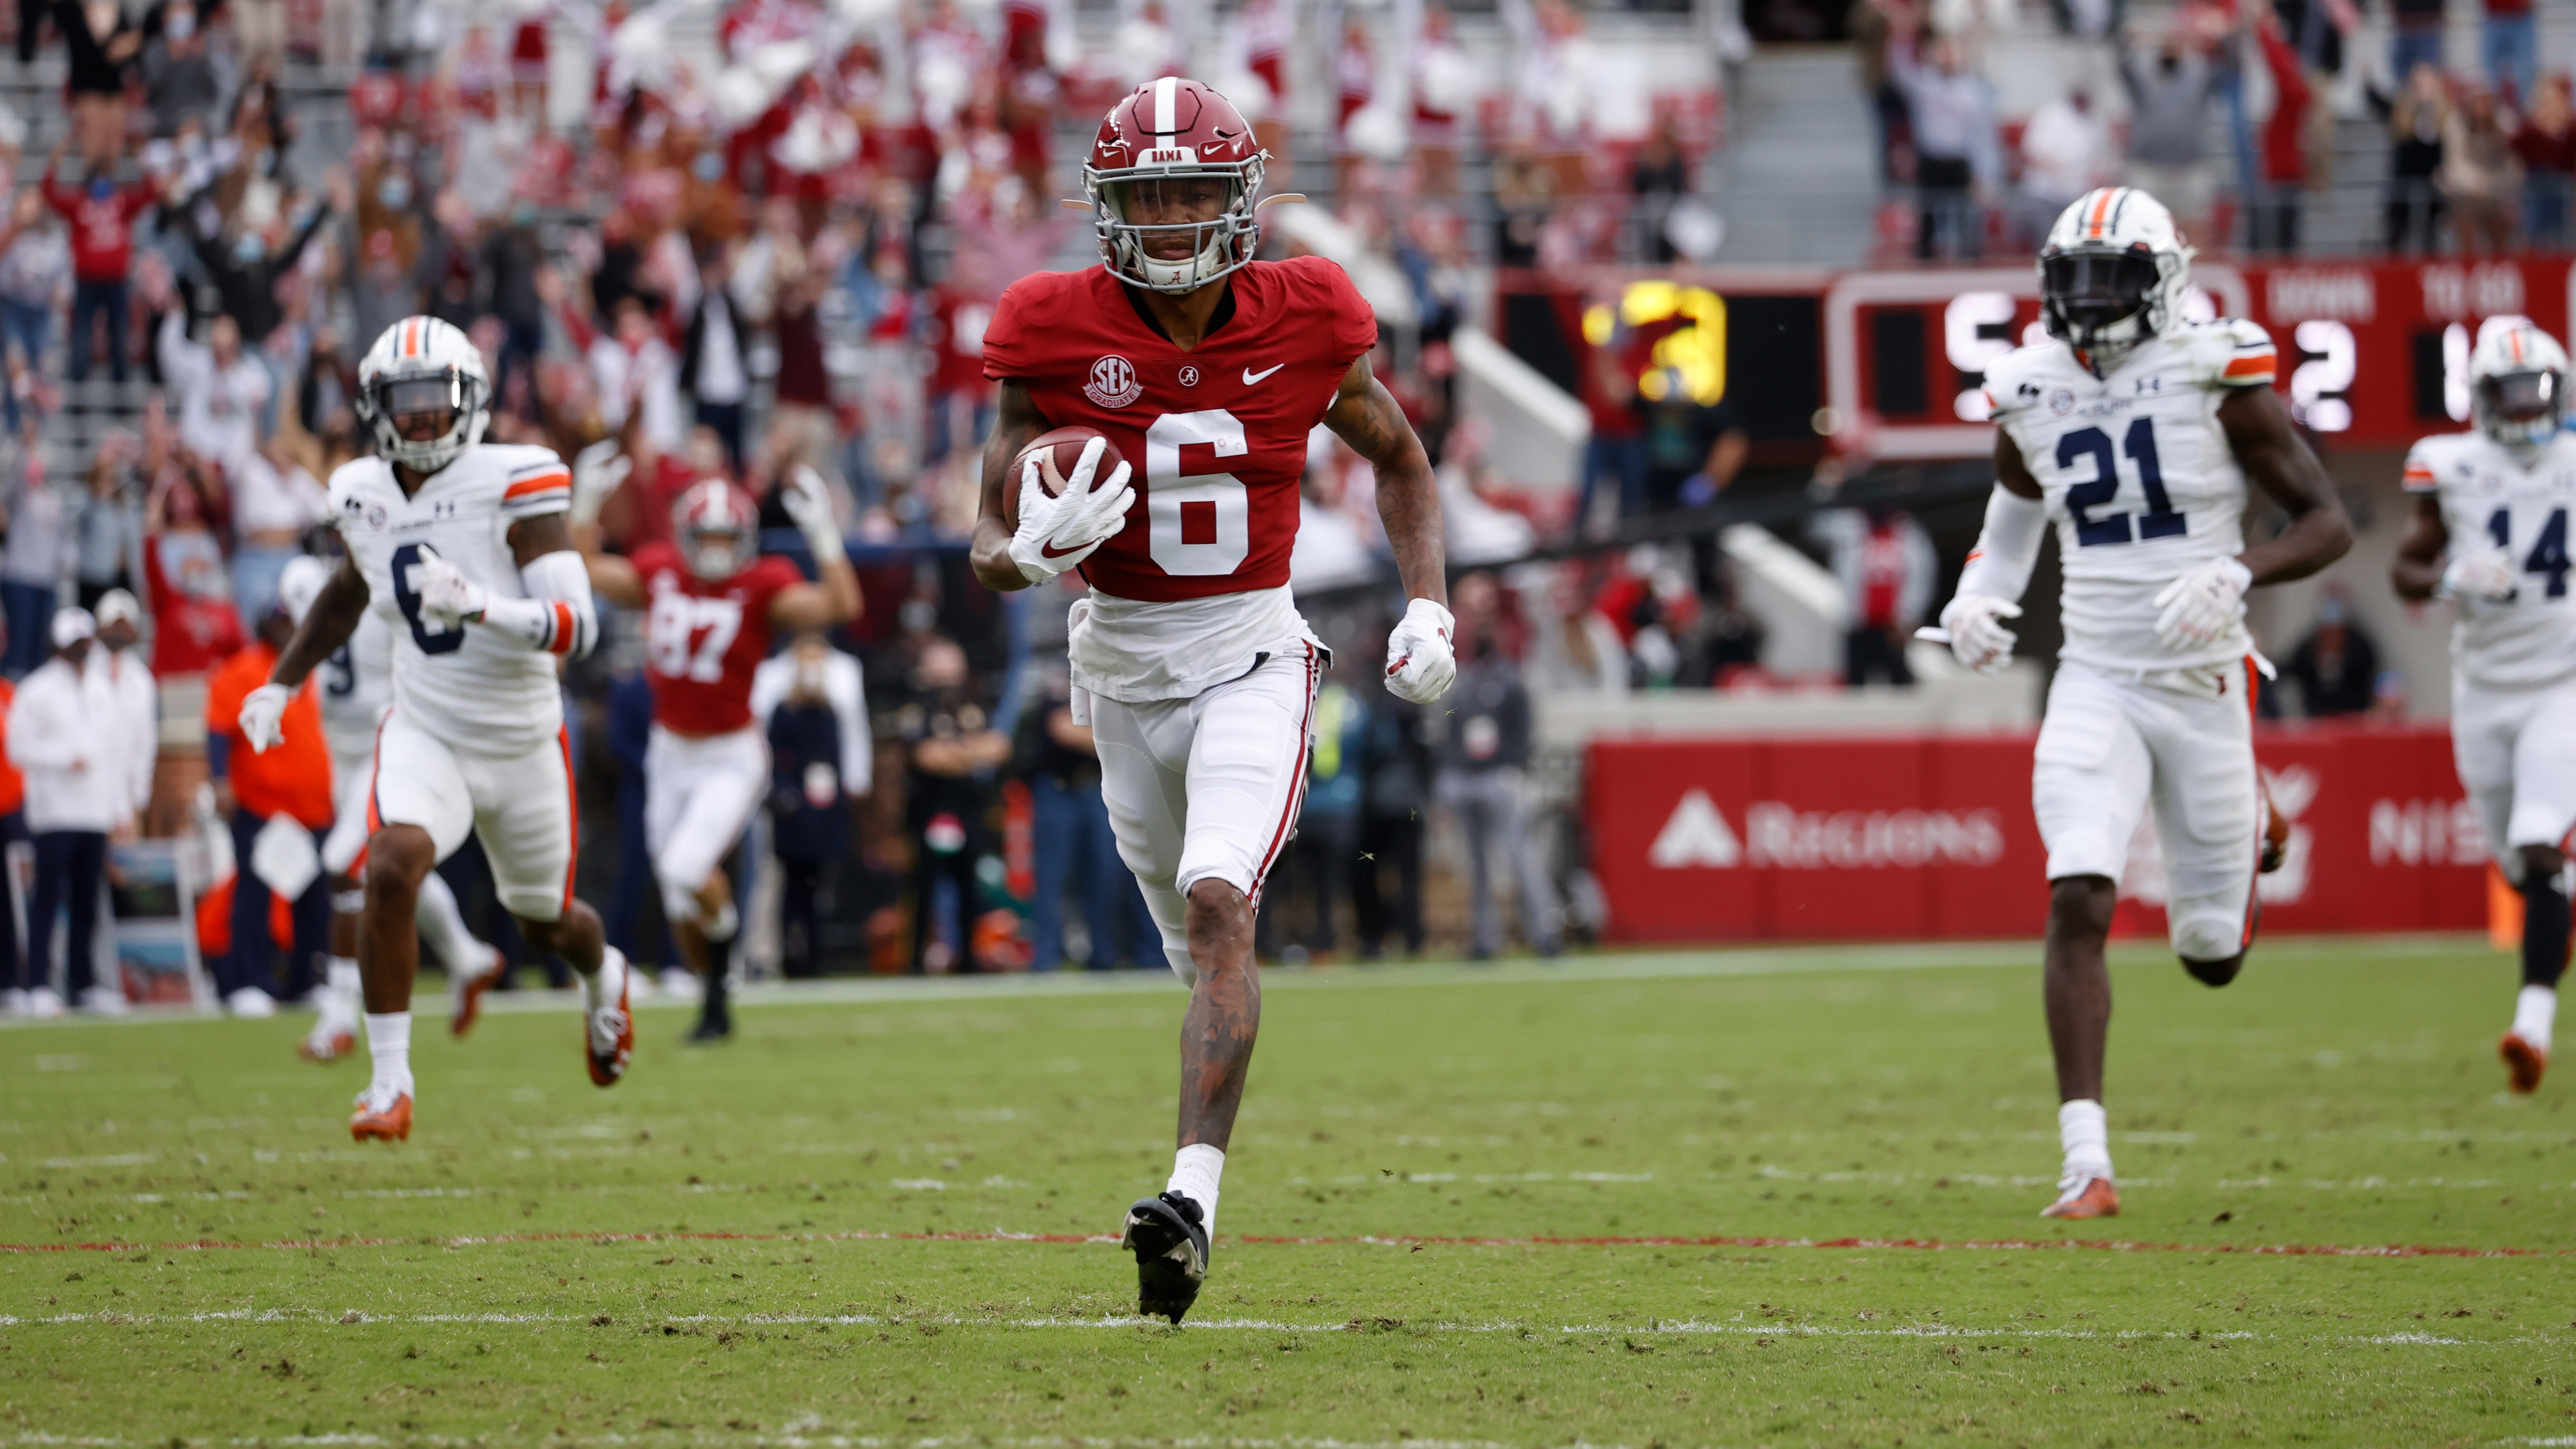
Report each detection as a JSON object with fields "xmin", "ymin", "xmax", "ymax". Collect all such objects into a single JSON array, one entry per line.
[{"xmin": 0, "ymin": 935, "xmax": 2493, "ymax": 1028}]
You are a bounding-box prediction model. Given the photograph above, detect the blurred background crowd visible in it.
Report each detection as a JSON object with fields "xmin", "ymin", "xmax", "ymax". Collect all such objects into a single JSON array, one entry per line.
[{"xmin": 0, "ymin": 0, "xmax": 2529, "ymax": 1011}]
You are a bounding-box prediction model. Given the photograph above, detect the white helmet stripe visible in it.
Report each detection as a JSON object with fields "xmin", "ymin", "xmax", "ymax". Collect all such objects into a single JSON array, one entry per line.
[{"xmin": 1154, "ymin": 75, "xmax": 1177, "ymax": 133}]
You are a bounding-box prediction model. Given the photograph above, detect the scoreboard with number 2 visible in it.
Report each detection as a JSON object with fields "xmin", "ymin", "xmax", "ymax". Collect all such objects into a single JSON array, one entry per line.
[{"xmin": 1501, "ymin": 258, "xmax": 2574, "ymax": 463}]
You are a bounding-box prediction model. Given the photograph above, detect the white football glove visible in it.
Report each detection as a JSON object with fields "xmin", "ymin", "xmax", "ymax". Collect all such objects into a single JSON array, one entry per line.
[
  {"xmin": 1937, "ymin": 593, "xmax": 2022, "ymax": 675},
  {"xmin": 1384, "ymin": 596, "xmax": 1458, "ymax": 704},
  {"xmin": 2151, "ymin": 556, "xmax": 2254, "ymax": 653},
  {"xmin": 568, "ymin": 443, "xmax": 630, "ymax": 528},
  {"xmin": 2440, "ymin": 545, "xmax": 2519, "ymax": 602},
  {"xmin": 238, "ymin": 682, "xmax": 291, "ymax": 754},
  {"xmin": 414, "ymin": 555, "xmax": 490, "ymax": 626},
  {"xmin": 780, "ymin": 463, "xmax": 846, "ymax": 565},
  {"xmin": 1006, "ymin": 436, "xmax": 1135, "ymax": 585}
]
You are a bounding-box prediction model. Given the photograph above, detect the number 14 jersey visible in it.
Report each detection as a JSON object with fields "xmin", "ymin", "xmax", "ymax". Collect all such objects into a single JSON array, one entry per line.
[
  {"xmin": 981, "ymin": 257, "xmax": 1379, "ymax": 702},
  {"xmin": 1984, "ymin": 319, "xmax": 2278, "ymax": 674},
  {"xmin": 2403, "ymin": 429, "xmax": 2576, "ymax": 688}
]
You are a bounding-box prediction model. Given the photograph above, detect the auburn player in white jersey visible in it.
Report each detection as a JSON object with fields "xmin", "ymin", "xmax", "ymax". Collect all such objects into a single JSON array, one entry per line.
[
  {"xmin": 2392, "ymin": 322, "xmax": 2576, "ymax": 1094},
  {"xmin": 239, "ymin": 316, "xmax": 630, "ymax": 1143},
  {"xmin": 1934, "ymin": 188, "xmax": 2351, "ymax": 1219},
  {"xmin": 275, "ymin": 555, "xmax": 501, "ymax": 1065},
  {"xmin": 972, "ymin": 78, "xmax": 1453, "ymax": 1320}
]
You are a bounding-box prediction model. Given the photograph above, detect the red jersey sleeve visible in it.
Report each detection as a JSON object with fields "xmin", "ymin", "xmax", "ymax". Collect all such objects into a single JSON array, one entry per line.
[
  {"xmin": 1300, "ymin": 256, "xmax": 1381, "ymax": 372},
  {"xmin": 628, "ymin": 540, "xmax": 680, "ymax": 578},
  {"xmin": 981, "ymin": 271, "xmax": 1079, "ymax": 381}
]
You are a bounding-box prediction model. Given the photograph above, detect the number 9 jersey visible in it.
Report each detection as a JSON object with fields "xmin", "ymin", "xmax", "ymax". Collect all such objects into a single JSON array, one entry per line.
[
  {"xmin": 980, "ymin": 256, "xmax": 1378, "ymax": 702},
  {"xmin": 1983, "ymin": 317, "xmax": 2278, "ymax": 673}
]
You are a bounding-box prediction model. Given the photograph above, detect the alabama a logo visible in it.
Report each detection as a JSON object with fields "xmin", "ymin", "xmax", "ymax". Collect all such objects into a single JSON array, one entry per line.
[{"xmin": 1085, "ymin": 354, "xmax": 1142, "ymax": 409}]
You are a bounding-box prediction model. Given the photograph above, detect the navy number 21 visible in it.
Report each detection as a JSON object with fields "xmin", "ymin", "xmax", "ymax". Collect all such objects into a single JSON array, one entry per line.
[{"xmin": 2060, "ymin": 419, "xmax": 2187, "ymax": 547}]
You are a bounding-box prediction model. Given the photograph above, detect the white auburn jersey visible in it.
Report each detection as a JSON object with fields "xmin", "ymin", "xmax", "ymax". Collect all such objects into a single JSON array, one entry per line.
[
  {"xmin": 328, "ymin": 442, "xmax": 574, "ymax": 757},
  {"xmin": 315, "ymin": 608, "xmax": 393, "ymax": 759},
  {"xmin": 2404, "ymin": 430, "xmax": 2576, "ymax": 688},
  {"xmin": 1984, "ymin": 318, "xmax": 2278, "ymax": 674}
]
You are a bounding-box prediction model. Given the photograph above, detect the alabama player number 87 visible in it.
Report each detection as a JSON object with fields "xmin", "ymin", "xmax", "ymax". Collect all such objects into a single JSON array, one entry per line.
[{"xmin": 969, "ymin": 77, "xmax": 1455, "ymax": 1324}]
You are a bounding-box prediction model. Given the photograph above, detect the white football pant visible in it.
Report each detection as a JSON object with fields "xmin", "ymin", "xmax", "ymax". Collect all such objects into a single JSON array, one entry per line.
[
  {"xmin": 1089, "ymin": 644, "xmax": 1321, "ymax": 982},
  {"xmin": 2451, "ymin": 671, "xmax": 2576, "ymax": 884},
  {"xmin": 644, "ymin": 724, "xmax": 769, "ymax": 924},
  {"xmin": 2033, "ymin": 658, "xmax": 2263, "ymax": 963},
  {"xmin": 370, "ymin": 708, "xmax": 578, "ymax": 923}
]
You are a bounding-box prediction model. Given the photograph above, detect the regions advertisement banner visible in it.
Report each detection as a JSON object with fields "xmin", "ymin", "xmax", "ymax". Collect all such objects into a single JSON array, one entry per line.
[{"xmin": 1586, "ymin": 726, "xmax": 2489, "ymax": 943}]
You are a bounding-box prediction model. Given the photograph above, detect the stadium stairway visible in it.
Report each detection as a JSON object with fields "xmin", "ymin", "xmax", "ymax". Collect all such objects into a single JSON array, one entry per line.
[{"xmin": 1700, "ymin": 45, "xmax": 1878, "ymax": 266}]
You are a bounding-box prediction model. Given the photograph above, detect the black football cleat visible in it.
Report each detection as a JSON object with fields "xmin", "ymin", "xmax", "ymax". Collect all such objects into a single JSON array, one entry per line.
[{"xmin": 1120, "ymin": 1191, "xmax": 1210, "ymax": 1323}]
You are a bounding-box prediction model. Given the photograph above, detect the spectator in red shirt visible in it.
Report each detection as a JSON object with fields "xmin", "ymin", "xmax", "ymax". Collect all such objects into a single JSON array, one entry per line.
[
  {"xmin": 2513, "ymin": 73, "xmax": 2576, "ymax": 244},
  {"xmin": 140, "ymin": 456, "xmax": 244, "ymax": 678},
  {"xmin": 39, "ymin": 141, "xmax": 158, "ymax": 383},
  {"xmin": 2251, "ymin": 13, "xmax": 2314, "ymax": 254}
]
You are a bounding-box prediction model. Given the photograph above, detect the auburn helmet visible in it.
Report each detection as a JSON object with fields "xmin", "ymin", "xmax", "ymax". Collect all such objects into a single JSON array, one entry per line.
[
  {"xmin": 1082, "ymin": 77, "xmax": 1267, "ymax": 294},
  {"xmin": 356, "ymin": 315, "xmax": 491, "ymax": 475},
  {"xmin": 2038, "ymin": 187, "xmax": 2193, "ymax": 368},
  {"xmin": 673, "ymin": 479, "xmax": 760, "ymax": 582},
  {"xmin": 2468, "ymin": 319, "xmax": 2572, "ymax": 452}
]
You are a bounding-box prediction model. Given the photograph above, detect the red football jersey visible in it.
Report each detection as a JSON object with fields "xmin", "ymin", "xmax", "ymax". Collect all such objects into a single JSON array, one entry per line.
[
  {"xmin": 629, "ymin": 541, "xmax": 808, "ymax": 734},
  {"xmin": 980, "ymin": 256, "xmax": 1379, "ymax": 603}
]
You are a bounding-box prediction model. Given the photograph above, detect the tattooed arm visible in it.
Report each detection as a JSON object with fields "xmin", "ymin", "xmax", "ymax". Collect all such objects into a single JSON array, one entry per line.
[{"xmin": 1322, "ymin": 356, "xmax": 1447, "ymax": 608}]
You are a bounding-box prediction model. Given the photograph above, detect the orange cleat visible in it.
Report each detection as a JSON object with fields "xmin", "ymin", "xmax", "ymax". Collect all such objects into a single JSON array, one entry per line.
[
  {"xmin": 350, "ymin": 1089, "xmax": 412, "ymax": 1142},
  {"xmin": 2039, "ymin": 1176, "xmax": 2121, "ymax": 1220},
  {"xmin": 585, "ymin": 965, "xmax": 633, "ymax": 1087},
  {"xmin": 298, "ymin": 1028, "xmax": 356, "ymax": 1063},
  {"xmin": 2501, "ymin": 1032, "xmax": 2549, "ymax": 1094},
  {"xmin": 2259, "ymin": 791, "xmax": 2291, "ymax": 874},
  {"xmin": 451, "ymin": 947, "xmax": 505, "ymax": 1038}
]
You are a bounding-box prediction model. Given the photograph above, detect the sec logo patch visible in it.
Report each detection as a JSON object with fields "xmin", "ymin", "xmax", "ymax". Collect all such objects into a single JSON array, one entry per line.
[
  {"xmin": 1085, "ymin": 354, "xmax": 1142, "ymax": 409},
  {"xmin": 2048, "ymin": 387, "xmax": 2076, "ymax": 415}
]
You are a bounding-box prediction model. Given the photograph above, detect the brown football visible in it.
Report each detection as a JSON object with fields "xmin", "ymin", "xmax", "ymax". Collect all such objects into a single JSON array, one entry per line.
[{"xmin": 1003, "ymin": 427, "xmax": 1126, "ymax": 529}]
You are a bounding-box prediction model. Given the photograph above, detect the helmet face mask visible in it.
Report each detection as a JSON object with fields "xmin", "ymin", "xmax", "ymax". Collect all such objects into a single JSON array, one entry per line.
[{"xmin": 2041, "ymin": 251, "xmax": 2161, "ymax": 352}]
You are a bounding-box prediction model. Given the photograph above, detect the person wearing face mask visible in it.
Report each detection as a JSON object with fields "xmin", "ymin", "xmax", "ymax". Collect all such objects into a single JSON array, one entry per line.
[
  {"xmin": 40, "ymin": 140, "xmax": 158, "ymax": 383},
  {"xmin": 142, "ymin": 2, "xmax": 225, "ymax": 138},
  {"xmin": 751, "ymin": 632, "xmax": 874, "ymax": 984},
  {"xmin": 1432, "ymin": 577, "xmax": 1561, "ymax": 962},
  {"xmin": 179, "ymin": 182, "xmax": 337, "ymax": 347},
  {"xmin": 6, "ymin": 610, "xmax": 122, "ymax": 1014}
]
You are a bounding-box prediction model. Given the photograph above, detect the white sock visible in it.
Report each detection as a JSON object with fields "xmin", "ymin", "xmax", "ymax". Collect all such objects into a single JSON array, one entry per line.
[
  {"xmin": 363, "ymin": 1012, "xmax": 413, "ymax": 1097},
  {"xmin": 1166, "ymin": 1143, "xmax": 1225, "ymax": 1238},
  {"xmin": 2513, "ymin": 984, "xmax": 2558, "ymax": 1052},
  {"xmin": 582, "ymin": 945, "xmax": 627, "ymax": 1008},
  {"xmin": 325, "ymin": 958, "xmax": 361, "ymax": 1024},
  {"xmin": 2058, "ymin": 1099, "xmax": 2112, "ymax": 1185},
  {"xmin": 416, "ymin": 870, "xmax": 483, "ymax": 976}
]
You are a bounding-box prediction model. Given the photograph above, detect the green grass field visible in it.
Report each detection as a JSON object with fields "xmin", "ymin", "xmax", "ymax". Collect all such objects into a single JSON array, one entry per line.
[{"xmin": 4, "ymin": 937, "xmax": 2573, "ymax": 1447}]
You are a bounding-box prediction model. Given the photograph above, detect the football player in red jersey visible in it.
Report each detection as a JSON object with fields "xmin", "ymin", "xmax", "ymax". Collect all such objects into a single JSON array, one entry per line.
[
  {"xmin": 583, "ymin": 469, "xmax": 859, "ymax": 1040},
  {"xmin": 971, "ymin": 76, "xmax": 1456, "ymax": 1323}
]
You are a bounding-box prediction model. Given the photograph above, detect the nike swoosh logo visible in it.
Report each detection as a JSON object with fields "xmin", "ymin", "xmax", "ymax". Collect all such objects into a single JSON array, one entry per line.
[
  {"xmin": 1040, "ymin": 539, "xmax": 1091, "ymax": 558},
  {"xmin": 1243, "ymin": 364, "xmax": 1285, "ymax": 385}
]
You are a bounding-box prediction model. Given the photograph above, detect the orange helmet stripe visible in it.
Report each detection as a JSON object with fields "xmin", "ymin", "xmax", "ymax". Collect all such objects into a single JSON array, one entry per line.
[{"xmin": 2085, "ymin": 188, "xmax": 2117, "ymax": 239}]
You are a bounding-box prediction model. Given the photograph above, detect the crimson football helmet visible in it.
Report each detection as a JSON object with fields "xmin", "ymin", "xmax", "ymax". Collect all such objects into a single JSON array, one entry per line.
[
  {"xmin": 1082, "ymin": 76, "xmax": 1267, "ymax": 294},
  {"xmin": 673, "ymin": 479, "xmax": 760, "ymax": 582}
]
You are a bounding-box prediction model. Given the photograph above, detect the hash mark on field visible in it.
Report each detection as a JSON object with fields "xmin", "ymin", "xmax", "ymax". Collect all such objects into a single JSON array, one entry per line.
[{"xmin": 1, "ymin": 1228, "xmax": 2564, "ymax": 1259}]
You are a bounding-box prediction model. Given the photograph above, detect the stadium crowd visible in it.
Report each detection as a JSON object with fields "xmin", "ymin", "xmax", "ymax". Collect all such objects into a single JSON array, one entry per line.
[
  {"xmin": 1860, "ymin": 0, "xmax": 2576, "ymax": 257},
  {"xmin": 0, "ymin": 0, "xmax": 1753, "ymax": 1010}
]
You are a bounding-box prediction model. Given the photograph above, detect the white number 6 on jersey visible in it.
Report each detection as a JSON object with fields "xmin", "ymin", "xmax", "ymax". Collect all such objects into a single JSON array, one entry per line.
[{"xmin": 1145, "ymin": 410, "xmax": 1251, "ymax": 576}]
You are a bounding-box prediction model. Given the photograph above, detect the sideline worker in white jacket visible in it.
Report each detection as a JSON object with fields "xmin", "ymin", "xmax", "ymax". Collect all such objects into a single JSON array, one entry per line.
[
  {"xmin": 5, "ymin": 609, "xmax": 123, "ymax": 1014},
  {"xmin": 88, "ymin": 589, "xmax": 157, "ymax": 832}
]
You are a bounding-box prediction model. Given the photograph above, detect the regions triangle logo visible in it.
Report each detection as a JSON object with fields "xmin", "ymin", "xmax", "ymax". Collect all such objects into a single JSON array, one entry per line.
[{"xmin": 1649, "ymin": 789, "xmax": 1741, "ymax": 869}]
